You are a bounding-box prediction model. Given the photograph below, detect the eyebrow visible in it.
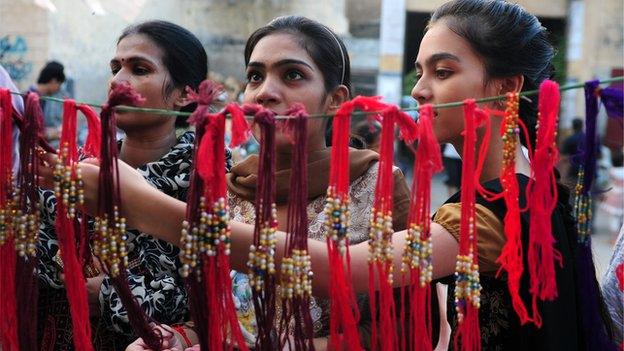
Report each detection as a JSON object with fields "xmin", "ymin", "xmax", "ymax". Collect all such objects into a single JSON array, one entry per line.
[
  {"xmin": 415, "ymin": 52, "xmax": 461, "ymax": 69},
  {"xmin": 110, "ymin": 56, "xmax": 155, "ymax": 66},
  {"xmin": 247, "ymin": 58, "xmax": 314, "ymax": 71}
]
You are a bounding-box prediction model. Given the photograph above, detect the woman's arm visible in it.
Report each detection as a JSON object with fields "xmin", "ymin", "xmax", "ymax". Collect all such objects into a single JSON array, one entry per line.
[
  {"xmin": 229, "ymin": 220, "xmax": 459, "ymax": 298},
  {"xmin": 66, "ymin": 158, "xmax": 460, "ymax": 298}
]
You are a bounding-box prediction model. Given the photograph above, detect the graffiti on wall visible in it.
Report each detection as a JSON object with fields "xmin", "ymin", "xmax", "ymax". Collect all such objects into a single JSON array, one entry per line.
[{"xmin": 0, "ymin": 35, "xmax": 33, "ymax": 82}]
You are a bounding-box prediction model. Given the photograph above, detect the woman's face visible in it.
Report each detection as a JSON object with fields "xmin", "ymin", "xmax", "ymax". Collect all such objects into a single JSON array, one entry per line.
[
  {"xmin": 109, "ymin": 34, "xmax": 180, "ymax": 133},
  {"xmin": 411, "ymin": 21, "xmax": 499, "ymax": 144},
  {"xmin": 243, "ymin": 32, "xmax": 333, "ymax": 149}
]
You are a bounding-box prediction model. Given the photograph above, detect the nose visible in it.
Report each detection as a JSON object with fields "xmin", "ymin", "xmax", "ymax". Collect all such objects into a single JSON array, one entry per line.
[
  {"xmin": 253, "ymin": 76, "xmax": 281, "ymax": 107},
  {"xmin": 411, "ymin": 78, "xmax": 432, "ymax": 106},
  {"xmin": 109, "ymin": 68, "xmax": 130, "ymax": 89}
]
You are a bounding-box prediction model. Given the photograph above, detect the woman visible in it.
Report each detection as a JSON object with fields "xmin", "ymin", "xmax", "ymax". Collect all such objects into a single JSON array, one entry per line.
[
  {"xmin": 37, "ymin": 20, "xmax": 222, "ymax": 350},
  {"xmin": 86, "ymin": 1, "xmax": 612, "ymax": 350},
  {"xmin": 125, "ymin": 15, "xmax": 410, "ymax": 351}
]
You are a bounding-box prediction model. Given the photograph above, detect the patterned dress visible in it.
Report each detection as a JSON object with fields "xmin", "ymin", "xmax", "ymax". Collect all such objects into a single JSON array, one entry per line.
[{"xmin": 37, "ymin": 132, "xmax": 233, "ymax": 350}]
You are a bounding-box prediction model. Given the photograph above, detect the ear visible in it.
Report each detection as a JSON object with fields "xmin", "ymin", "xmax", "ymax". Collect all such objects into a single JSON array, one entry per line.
[
  {"xmin": 326, "ymin": 85, "xmax": 349, "ymax": 113},
  {"xmin": 173, "ymin": 89, "xmax": 193, "ymax": 110},
  {"xmin": 497, "ymin": 75, "xmax": 524, "ymax": 95}
]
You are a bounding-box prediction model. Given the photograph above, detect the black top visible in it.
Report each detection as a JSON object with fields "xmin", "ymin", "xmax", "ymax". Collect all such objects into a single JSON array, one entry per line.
[{"xmin": 433, "ymin": 174, "xmax": 585, "ymax": 351}]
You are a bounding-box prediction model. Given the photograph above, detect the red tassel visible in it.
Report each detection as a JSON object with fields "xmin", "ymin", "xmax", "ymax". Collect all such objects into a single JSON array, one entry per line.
[
  {"xmin": 181, "ymin": 83, "xmax": 248, "ymax": 351},
  {"xmin": 52, "ymin": 99, "xmax": 94, "ymax": 351},
  {"xmin": 229, "ymin": 103, "xmax": 250, "ymax": 148},
  {"xmin": 402, "ymin": 103, "xmax": 442, "ymax": 351},
  {"xmin": 77, "ymin": 104, "xmax": 101, "ymax": 159},
  {"xmin": 453, "ymin": 99, "xmax": 481, "ymax": 351},
  {"xmin": 330, "ymin": 96, "xmax": 388, "ymax": 351},
  {"xmin": 278, "ymin": 104, "xmax": 315, "ymax": 351},
  {"xmin": 0, "ymin": 88, "xmax": 19, "ymax": 351},
  {"xmin": 472, "ymin": 95, "xmax": 533, "ymax": 326},
  {"xmin": 526, "ymin": 80, "xmax": 562, "ymax": 316}
]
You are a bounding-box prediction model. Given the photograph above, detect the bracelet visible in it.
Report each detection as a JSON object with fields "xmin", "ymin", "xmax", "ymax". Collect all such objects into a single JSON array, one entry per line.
[{"xmin": 171, "ymin": 324, "xmax": 192, "ymax": 348}]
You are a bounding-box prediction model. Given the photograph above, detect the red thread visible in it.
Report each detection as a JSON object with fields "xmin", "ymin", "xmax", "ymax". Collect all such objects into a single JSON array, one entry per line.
[
  {"xmin": 0, "ymin": 88, "xmax": 19, "ymax": 351},
  {"xmin": 185, "ymin": 82, "xmax": 248, "ymax": 351},
  {"xmin": 55, "ymin": 99, "xmax": 94, "ymax": 351},
  {"xmin": 404, "ymin": 103, "xmax": 442, "ymax": 351},
  {"xmin": 526, "ymin": 80, "xmax": 562, "ymax": 324},
  {"xmin": 453, "ymin": 100, "xmax": 481, "ymax": 351}
]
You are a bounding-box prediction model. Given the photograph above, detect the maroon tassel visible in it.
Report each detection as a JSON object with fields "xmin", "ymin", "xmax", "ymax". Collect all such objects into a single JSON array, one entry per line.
[
  {"xmin": 0, "ymin": 88, "xmax": 18, "ymax": 351},
  {"xmin": 242, "ymin": 104, "xmax": 280, "ymax": 351},
  {"xmin": 93, "ymin": 82, "xmax": 163, "ymax": 350},
  {"xmin": 14, "ymin": 93, "xmax": 45, "ymax": 351},
  {"xmin": 277, "ymin": 104, "xmax": 315, "ymax": 351}
]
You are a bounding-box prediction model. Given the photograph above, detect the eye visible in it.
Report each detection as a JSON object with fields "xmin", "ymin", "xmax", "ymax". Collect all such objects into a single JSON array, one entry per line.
[
  {"xmin": 133, "ymin": 65, "xmax": 150, "ymax": 75},
  {"xmin": 435, "ymin": 69, "xmax": 452, "ymax": 79},
  {"xmin": 415, "ymin": 71, "xmax": 423, "ymax": 81},
  {"xmin": 110, "ymin": 65, "xmax": 120, "ymax": 76},
  {"xmin": 285, "ymin": 70, "xmax": 303, "ymax": 81},
  {"xmin": 246, "ymin": 71, "xmax": 263, "ymax": 84}
]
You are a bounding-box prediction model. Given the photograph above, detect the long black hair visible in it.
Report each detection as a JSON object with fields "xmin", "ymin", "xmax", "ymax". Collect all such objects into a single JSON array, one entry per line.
[
  {"xmin": 429, "ymin": 0, "xmax": 615, "ymax": 345},
  {"xmin": 429, "ymin": 0, "xmax": 554, "ymax": 151}
]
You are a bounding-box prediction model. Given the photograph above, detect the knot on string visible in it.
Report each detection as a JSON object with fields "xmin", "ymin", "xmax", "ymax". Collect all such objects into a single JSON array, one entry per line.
[
  {"xmin": 280, "ymin": 103, "xmax": 308, "ymax": 144},
  {"xmin": 186, "ymin": 79, "xmax": 223, "ymax": 106},
  {"xmin": 225, "ymin": 103, "xmax": 250, "ymax": 148},
  {"xmin": 186, "ymin": 80, "xmax": 223, "ymax": 126},
  {"xmin": 101, "ymin": 81, "xmax": 145, "ymax": 118}
]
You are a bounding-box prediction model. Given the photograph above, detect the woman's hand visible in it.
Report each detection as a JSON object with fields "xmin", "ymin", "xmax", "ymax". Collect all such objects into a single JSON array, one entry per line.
[{"xmin": 125, "ymin": 324, "xmax": 186, "ymax": 351}]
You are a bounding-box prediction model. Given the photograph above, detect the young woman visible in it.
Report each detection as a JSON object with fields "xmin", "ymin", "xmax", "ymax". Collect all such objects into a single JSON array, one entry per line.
[
  {"xmin": 82, "ymin": 2, "xmax": 613, "ymax": 350},
  {"xmin": 37, "ymin": 20, "xmax": 221, "ymax": 350}
]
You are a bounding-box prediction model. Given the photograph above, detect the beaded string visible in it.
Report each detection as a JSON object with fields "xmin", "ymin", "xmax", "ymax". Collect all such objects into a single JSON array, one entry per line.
[
  {"xmin": 326, "ymin": 96, "xmax": 391, "ymax": 351},
  {"xmin": 400, "ymin": 103, "xmax": 442, "ymax": 351},
  {"xmin": 93, "ymin": 82, "xmax": 163, "ymax": 350},
  {"xmin": 453, "ymin": 99, "xmax": 482, "ymax": 351},
  {"xmin": 472, "ymin": 93, "xmax": 533, "ymax": 325},
  {"xmin": 368, "ymin": 102, "xmax": 418, "ymax": 351},
  {"xmin": 0, "ymin": 88, "xmax": 18, "ymax": 351},
  {"xmin": 14, "ymin": 92, "xmax": 45, "ymax": 351},
  {"xmin": 243, "ymin": 104, "xmax": 279, "ymax": 351},
  {"xmin": 180, "ymin": 87, "xmax": 249, "ymax": 351},
  {"xmin": 53, "ymin": 99, "xmax": 94, "ymax": 351},
  {"xmin": 572, "ymin": 80, "xmax": 616, "ymax": 350},
  {"xmin": 278, "ymin": 104, "xmax": 314, "ymax": 351}
]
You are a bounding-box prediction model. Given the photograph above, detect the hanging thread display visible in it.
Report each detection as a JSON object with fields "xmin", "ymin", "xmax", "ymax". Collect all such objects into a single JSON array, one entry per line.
[
  {"xmin": 180, "ymin": 80, "xmax": 248, "ymax": 351},
  {"xmin": 401, "ymin": 103, "xmax": 442, "ymax": 351},
  {"xmin": 243, "ymin": 104, "xmax": 279, "ymax": 351},
  {"xmin": 278, "ymin": 104, "xmax": 315, "ymax": 351},
  {"xmin": 93, "ymin": 82, "xmax": 163, "ymax": 350},
  {"xmin": 15, "ymin": 92, "xmax": 44, "ymax": 351},
  {"xmin": 526, "ymin": 80, "xmax": 562, "ymax": 311},
  {"xmin": 453, "ymin": 99, "xmax": 482, "ymax": 351},
  {"xmin": 0, "ymin": 88, "xmax": 18, "ymax": 351}
]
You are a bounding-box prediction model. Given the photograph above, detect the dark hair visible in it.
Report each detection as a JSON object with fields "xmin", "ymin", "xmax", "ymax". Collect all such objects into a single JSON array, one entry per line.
[
  {"xmin": 572, "ymin": 118, "xmax": 584, "ymax": 133},
  {"xmin": 244, "ymin": 15, "xmax": 352, "ymax": 96},
  {"xmin": 429, "ymin": 0, "xmax": 555, "ymax": 150},
  {"xmin": 118, "ymin": 20, "xmax": 208, "ymax": 114},
  {"xmin": 37, "ymin": 61, "xmax": 65, "ymax": 84}
]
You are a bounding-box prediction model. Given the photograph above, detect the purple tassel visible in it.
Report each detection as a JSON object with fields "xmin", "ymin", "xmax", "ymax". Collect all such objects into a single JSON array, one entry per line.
[
  {"xmin": 574, "ymin": 81, "xmax": 617, "ymax": 350},
  {"xmin": 600, "ymin": 87, "xmax": 623, "ymax": 120}
]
